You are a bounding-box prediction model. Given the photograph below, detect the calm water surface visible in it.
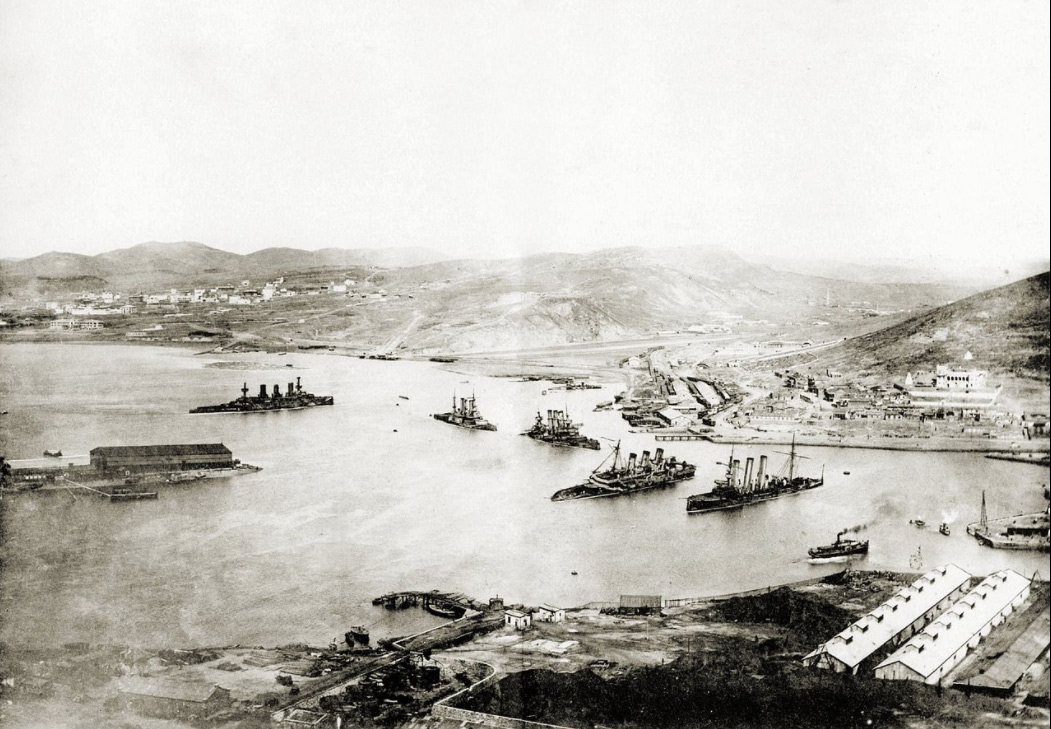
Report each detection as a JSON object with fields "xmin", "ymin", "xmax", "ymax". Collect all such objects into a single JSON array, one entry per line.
[{"xmin": 0, "ymin": 343, "xmax": 1047, "ymax": 648}]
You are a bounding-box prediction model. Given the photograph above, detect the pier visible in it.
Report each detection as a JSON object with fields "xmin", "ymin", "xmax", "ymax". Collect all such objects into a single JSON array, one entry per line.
[{"xmin": 372, "ymin": 590, "xmax": 487, "ymax": 615}]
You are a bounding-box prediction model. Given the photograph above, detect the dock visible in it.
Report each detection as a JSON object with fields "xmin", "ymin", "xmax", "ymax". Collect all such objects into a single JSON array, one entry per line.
[{"xmin": 654, "ymin": 434, "xmax": 706, "ymax": 441}]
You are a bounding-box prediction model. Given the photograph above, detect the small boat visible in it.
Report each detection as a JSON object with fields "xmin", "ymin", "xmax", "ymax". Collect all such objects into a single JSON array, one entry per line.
[
  {"xmin": 571, "ymin": 571, "xmax": 578, "ymax": 576},
  {"xmin": 346, "ymin": 625, "xmax": 370, "ymax": 645},
  {"xmin": 43, "ymin": 449, "xmax": 62, "ymax": 458},
  {"xmin": 910, "ymin": 518, "xmax": 926, "ymax": 528},
  {"xmin": 808, "ymin": 531, "xmax": 869, "ymax": 559},
  {"xmin": 108, "ymin": 489, "xmax": 158, "ymax": 502},
  {"xmin": 939, "ymin": 523, "xmax": 951, "ymax": 536},
  {"xmin": 398, "ymin": 395, "xmax": 410, "ymax": 401},
  {"xmin": 843, "ymin": 471, "xmax": 851, "ymax": 475},
  {"xmin": 425, "ymin": 602, "xmax": 465, "ymax": 619}
]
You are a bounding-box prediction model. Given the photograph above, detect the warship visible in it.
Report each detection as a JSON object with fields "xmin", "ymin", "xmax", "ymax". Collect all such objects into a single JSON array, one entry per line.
[
  {"xmin": 808, "ymin": 531, "xmax": 869, "ymax": 559},
  {"xmin": 190, "ymin": 377, "xmax": 333, "ymax": 413},
  {"xmin": 685, "ymin": 436, "xmax": 824, "ymax": 513},
  {"xmin": 551, "ymin": 442, "xmax": 695, "ymax": 501},
  {"xmin": 523, "ymin": 409, "xmax": 600, "ymax": 450},
  {"xmin": 432, "ymin": 394, "xmax": 497, "ymax": 431}
]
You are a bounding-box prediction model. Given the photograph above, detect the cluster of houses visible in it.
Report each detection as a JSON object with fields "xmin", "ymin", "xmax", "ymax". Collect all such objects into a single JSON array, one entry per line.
[
  {"xmin": 502, "ymin": 603, "xmax": 566, "ymax": 631},
  {"xmin": 767, "ymin": 359, "xmax": 1005, "ymax": 423}
]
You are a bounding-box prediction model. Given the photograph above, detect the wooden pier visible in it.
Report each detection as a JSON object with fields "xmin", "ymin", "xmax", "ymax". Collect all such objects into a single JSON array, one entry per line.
[
  {"xmin": 372, "ymin": 590, "xmax": 485, "ymax": 615},
  {"xmin": 655, "ymin": 433, "xmax": 707, "ymax": 441}
]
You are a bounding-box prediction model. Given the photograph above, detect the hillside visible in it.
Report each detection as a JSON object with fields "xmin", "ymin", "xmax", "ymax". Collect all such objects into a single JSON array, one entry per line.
[
  {"xmin": 771, "ymin": 271, "xmax": 1050, "ymax": 402},
  {"xmin": 0, "ymin": 242, "xmax": 447, "ymax": 295},
  {"xmin": 307, "ymin": 246, "xmax": 974, "ymax": 352}
]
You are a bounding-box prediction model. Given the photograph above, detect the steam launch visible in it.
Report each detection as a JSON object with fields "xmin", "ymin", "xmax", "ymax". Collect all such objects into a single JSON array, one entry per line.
[
  {"xmin": 685, "ymin": 436, "xmax": 824, "ymax": 513},
  {"xmin": 551, "ymin": 441, "xmax": 695, "ymax": 501},
  {"xmin": 432, "ymin": 393, "xmax": 497, "ymax": 431},
  {"xmin": 190, "ymin": 377, "xmax": 334, "ymax": 413},
  {"xmin": 808, "ymin": 530, "xmax": 869, "ymax": 560},
  {"xmin": 523, "ymin": 410, "xmax": 600, "ymax": 450}
]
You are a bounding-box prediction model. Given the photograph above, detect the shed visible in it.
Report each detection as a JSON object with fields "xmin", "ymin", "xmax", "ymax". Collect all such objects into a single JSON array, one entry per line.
[
  {"xmin": 504, "ymin": 609, "xmax": 532, "ymax": 630},
  {"xmin": 117, "ymin": 677, "xmax": 231, "ymax": 719},
  {"xmin": 534, "ymin": 604, "xmax": 565, "ymax": 623}
]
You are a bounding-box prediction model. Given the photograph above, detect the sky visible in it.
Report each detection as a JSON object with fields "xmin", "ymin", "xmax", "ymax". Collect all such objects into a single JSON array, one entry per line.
[{"xmin": 1, "ymin": 1, "xmax": 1048, "ymax": 274}]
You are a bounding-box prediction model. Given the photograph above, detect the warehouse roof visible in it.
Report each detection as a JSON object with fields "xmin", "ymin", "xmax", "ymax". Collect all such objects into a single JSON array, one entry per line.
[
  {"xmin": 875, "ymin": 570, "xmax": 1031, "ymax": 680},
  {"xmin": 804, "ymin": 564, "xmax": 972, "ymax": 670},
  {"xmin": 117, "ymin": 677, "xmax": 228, "ymax": 703},
  {"xmin": 90, "ymin": 443, "xmax": 232, "ymax": 458}
]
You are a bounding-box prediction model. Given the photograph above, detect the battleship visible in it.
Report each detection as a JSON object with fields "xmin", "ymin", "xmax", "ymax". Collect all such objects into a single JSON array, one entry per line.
[
  {"xmin": 432, "ymin": 394, "xmax": 497, "ymax": 431},
  {"xmin": 551, "ymin": 442, "xmax": 695, "ymax": 501},
  {"xmin": 523, "ymin": 409, "xmax": 600, "ymax": 450},
  {"xmin": 190, "ymin": 377, "xmax": 334, "ymax": 413},
  {"xmin": 808, "ymin": 531, "xmax": 869, "ymax": 559},
  {"xmin": 685, "ymin": 436, "xmax": 824, "ymax": 513}
]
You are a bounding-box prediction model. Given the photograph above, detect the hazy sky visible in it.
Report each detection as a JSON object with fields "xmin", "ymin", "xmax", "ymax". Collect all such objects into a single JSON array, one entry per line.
[{"xmin": 1, "ymin": 1, "xmax": 1048, "ymax": 270}]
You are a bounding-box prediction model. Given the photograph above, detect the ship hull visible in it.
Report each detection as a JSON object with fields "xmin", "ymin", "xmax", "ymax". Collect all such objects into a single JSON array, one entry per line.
[
  {"xmin": 432, "ymin": 413, "xmax": 497, "ymax": 431},
  {"xmin": 524, "ymin": 433, "xmax": 601, "ymax": 450},
  {"xmin": 552, "ymin": 467, "xmax": 696, "ymax": 501},
  {"xmin": 808, "ymin": 541, "xmax": 868, "ymax": 559},
  {"xmin": 190, "ymin": 396, "xmax": 334, "ymax": 414},
  {"xmin": 686, "ymin": 478, "xmax": 823, "ymax": 513}
]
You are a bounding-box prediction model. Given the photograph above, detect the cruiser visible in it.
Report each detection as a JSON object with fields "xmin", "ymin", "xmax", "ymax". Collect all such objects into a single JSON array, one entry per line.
[
  {"xmin": 190, "ymin": 378, "xmax": 333, "ymax": 413},
  {"xmin": 808, "ymin": 531, "xmax": 869, "ymax": 559},
  {"xmin": 551, "ymin": 441, "xmax": 695, "ymax": 501},
  {"xmin": 686, "ymin": 435, "xmax": 824, "ymax": 513},
  {"xmin": 432, "ymin": 394, "xmax": 497, "ymax": 431},
  {"xmin": 523, "ymin": 410, "xmax": 600, "ymax": 450}
]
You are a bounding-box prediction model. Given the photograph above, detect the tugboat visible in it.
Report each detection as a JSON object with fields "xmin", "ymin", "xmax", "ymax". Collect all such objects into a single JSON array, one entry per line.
[
  {"xmin": 190, "ymin": 378, "xmax": 333, "ymax": 413},
  {"xmin": 808, "ymin": 531, "xmax": 869, "ymax": 559},
  {"xmin": 523, "ymin": 410, "xmax": 600, "ymax": 450},
  {"xmin": 939, "ymin": 522, "xmax": 951, "ymax": 536},
  {"xmin": 432, "ymin": 394, "xmax": 497, "ymax": 431},
  {"xmin": 685, "ymin": 436, "xmax": 824, "ymax": 514},
  {"xmin": 345, "ymin": 626, "xmax": 370, "ymax": 646},
  {"xmin": 551, "ymin": 442, "xmax": 695, "ymax": 501}
]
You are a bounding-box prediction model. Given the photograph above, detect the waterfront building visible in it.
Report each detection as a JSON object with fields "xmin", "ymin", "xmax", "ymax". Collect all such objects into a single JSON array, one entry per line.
[
  {"xmin": 89, "ymin": 443, "xmax": 234, "ymax": 474},
  {"xmin": 874, "ymin": 570, "xmax": 1032, "ymax": 684},
  {"xmin": 534, "ymin": 604, "xmax": 565, "ymax": 623},
  {"xmin": 504, "ymin": 609, "xmax": 531, "ymax": 630},
  {"xmin": 117, "ymin": 677, "xmax": 231, "ymax": 720},
  {"xmin": 803, "ymin": 564, "xmax": 972, "ymax": 675}
]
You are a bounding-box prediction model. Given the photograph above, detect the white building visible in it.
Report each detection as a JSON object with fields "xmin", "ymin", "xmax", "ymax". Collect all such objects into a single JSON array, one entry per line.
[
  {"xmin": 934, "ymin": 365, "xmax": 987, "ymax": 390},
  {"xmin": 803, "ymin": 564, "xmax": 972, "ymax": 674},
  {"xmin": 504, "ymin": 609, "xmax": 531, "ymax": 630},
  {"xmin": 656, "ymin": 407, "xmax": 692, "ymax": 428},
  {"xmin": 874, "ymin": 570, "xmax": 1031, "ymax": 685},
  {"xmin": 533, "ymin": 604, "xmax": 565, "ymax": 624}
]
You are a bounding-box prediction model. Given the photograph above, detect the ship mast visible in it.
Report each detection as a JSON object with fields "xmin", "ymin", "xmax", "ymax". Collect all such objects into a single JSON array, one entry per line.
[
  {"xmin": 980, "ymin": 490, "xmax": 988, "ymax": 531},
  {"xmin": 789, "ymin": 433, "xmax": 796, "ymax": 483}
]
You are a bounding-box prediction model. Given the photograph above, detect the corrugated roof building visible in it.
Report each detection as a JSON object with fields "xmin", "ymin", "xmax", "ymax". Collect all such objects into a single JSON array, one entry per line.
[
  {"xmin": 874, "ymin": 569, "xmax": 1031, "ymax": 685},
  {"xmin": 803, "ymin": 564, "xmax": 972, "ymax": 675},
  {"xmin": 117, "ymin": 677, "xmax": 231, "ymax": 719},
  {"xmin": 90, "ymin": 443, "xmax": 233, "ymax": 473}
]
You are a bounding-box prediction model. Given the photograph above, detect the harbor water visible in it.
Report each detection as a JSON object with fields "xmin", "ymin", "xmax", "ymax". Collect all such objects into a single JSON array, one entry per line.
[{"xmin": 0, "ymin": 343, "xmax": 1047, "ymax": 649}]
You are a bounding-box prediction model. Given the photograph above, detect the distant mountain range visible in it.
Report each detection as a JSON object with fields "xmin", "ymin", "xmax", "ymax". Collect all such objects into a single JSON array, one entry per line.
[{"xmin": 0, "ymin": 242, "xmax": 448, "ymax": 295}]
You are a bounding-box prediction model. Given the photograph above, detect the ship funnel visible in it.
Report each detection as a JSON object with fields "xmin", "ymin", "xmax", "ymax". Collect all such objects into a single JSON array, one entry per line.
[
  {"xmin": 743, "ymin": 457, "xmax": 755, "ymax": 492},
  {"xmin": 654, "ymin": 447, "xmax": 664, "ymax": 465},
  {"xmin": 259, "ymin": 384, "xmax": 267, "ymax": 398},
  {"xmin": 296, "ymin": 376, "xmax": 302, "ymax": 392},
  {"xmin": 627, "ymin": 452, "xmax": 637, "ymax": 470},
  {"xmin": 273, "ymin": 383, "xmax": 281, "ymax": 398},
  {"xmin": 730, "ymin": 459, "xmax": 740, "ymax": 489},
  {"xmin": 640, "ymin": 450, "xmax": 651, "ymax": 468},
  {"xmin": 756, "ymin": 455, "xmax": 767, "ymax": 490},
  {"xmin": 288, "ymin": 382, "xmax": 295, "ymax": 395}
]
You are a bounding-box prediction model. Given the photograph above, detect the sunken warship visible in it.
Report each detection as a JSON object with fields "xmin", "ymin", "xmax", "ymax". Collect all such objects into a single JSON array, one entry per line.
[
  {"xmin": 432, "ymin": 394, "xmax": 497, "ymax": 431},
  {"xmin": 551, "ymin": 442, "xmax": 695, "ymax": 501},
  {"xmin": 686, "ymin": 436, "xmax": 824, "ymax": 513},
  {"xmin": 190, "ymin": 377, "xmax": 334, "ymax": 413},
  {"xmin": 523, "ymin": 409, "xmax": 600, "ymax": 450}
]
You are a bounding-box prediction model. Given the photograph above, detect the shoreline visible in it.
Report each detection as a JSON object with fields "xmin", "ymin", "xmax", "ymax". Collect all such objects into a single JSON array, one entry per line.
[{"xmin": 702, "ymin": 431, "xmax": 1050, "ymax": 453}]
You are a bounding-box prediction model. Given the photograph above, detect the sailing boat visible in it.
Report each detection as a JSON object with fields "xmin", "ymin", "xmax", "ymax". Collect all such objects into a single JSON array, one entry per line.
[{"xmin": 686, "ymin": 434, "xmax": 825, "ymax": 513}]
